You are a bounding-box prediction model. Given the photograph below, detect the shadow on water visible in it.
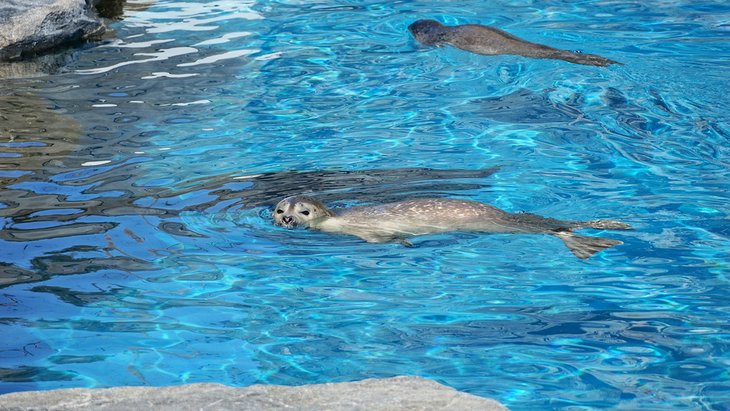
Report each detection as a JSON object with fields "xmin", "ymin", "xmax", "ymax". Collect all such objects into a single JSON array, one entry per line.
[
  {"xmin": 163, "ymin": 166, "xmax": 501, "ymax": 210},
  {"xmin": 472, "ymin": 88, "xmax": 584, "ymax": 124},
  {"xmin": 0, "ymin": 250, "xmax": 154, "ymax": 287}
]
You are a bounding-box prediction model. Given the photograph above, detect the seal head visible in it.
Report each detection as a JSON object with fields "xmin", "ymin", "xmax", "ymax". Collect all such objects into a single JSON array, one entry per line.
[
  {"xmin": 273, "ymin": 195, "xmax": 333, "ymax": 229},
  {"xmin": 408, "ymin": 19, "xmax": 448, "ymax": 46}
]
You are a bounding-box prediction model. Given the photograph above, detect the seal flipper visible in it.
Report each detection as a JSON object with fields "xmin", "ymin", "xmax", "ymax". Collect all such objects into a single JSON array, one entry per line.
[
  {"xmin": 553, "ymin": 231, "xmax": 623, "ymax": 260},
  {"xmin": 358, "ymin": 233, "xmax": 412, "ymax": 247},
  {"xmin": 552, "ymin": 50, "xmax": 622, "ymax": 67},
  {"xmin": 400, "ymin": 239, "xmax": 414, "ymax": 247},
  {"xmin": 582, "ymin": 219, "xmax": 632, "ymax": 230}
]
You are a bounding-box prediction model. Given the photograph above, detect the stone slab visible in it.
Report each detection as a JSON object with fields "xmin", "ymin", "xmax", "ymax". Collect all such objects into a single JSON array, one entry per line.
[{"xmin": 0, "ymin": 376, "xmax": 508, "ymax": 411}]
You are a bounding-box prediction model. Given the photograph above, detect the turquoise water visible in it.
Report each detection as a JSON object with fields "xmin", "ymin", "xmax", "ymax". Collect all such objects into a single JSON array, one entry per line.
[{"xmin": 1, "ymin": 0, "xmax": 729, "ymax": 409}]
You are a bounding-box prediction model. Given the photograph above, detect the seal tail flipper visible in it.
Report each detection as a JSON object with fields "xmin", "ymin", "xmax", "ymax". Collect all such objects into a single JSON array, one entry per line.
[
  {"xmin": 553, "ymin": 231, "xmax": 623, "ymax": 260},
  {"xmin": 553, "ymin": 50, "xmax": 622, "ymax": 67},
  {"xmin": 580, "ymin": 219, "xmax": 633, "ymax": 230}
]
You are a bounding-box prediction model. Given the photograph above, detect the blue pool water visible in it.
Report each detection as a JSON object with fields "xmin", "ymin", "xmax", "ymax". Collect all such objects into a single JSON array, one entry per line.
[{"xmin": 1, "ymin": 0, "xmax": 729, "ymax": 409}]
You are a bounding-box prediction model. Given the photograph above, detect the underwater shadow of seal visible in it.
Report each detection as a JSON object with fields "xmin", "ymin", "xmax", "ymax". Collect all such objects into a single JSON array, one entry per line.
[
  {"xmin": 238, "ymin": 166, "xmax": 501, "ymax": 207},
  {"xmin": 2, "ymin": 166, "xmax": 500, "ymax": 225}
]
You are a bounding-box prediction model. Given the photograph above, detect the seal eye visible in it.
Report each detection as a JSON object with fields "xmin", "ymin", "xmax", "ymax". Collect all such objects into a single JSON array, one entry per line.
[
  {"xmin": 276, "ymin": 209, "xmax": 284, "ymax": 214},
  {"xmin": 301, "ymin": 210, "xmax": 310, "ymax": 216}
]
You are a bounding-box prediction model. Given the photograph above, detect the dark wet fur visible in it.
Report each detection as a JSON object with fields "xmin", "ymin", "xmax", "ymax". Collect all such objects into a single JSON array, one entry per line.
[{"xmin": 409, "ymin": 19, "xmax": 621, "ymax": 67}]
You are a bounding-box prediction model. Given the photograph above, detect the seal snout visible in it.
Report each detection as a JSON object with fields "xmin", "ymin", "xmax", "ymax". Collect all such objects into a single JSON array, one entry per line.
[{"xmin": 276, "ymin": 213, "xmax": 299, "ymax": 229}]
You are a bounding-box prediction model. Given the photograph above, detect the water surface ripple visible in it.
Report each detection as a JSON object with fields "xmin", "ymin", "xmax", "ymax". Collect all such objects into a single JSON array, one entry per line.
[{"xmin": 0, "ymin": 1, "xmax": 729, "ymax": 410}]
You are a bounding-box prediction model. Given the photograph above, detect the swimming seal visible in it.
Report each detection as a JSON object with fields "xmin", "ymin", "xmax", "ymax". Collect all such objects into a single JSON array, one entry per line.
[
  {"xmin": 408, "ymin": 19, "xmax": 620, "ymax": 67},
  {"xmin": 273, "ymin": 196, "xmax": 631, "ymax": 259}
]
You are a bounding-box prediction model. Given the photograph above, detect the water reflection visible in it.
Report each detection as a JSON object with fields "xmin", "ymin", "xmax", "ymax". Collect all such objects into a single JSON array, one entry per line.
[
  {"xmin": 0, "ymin": 94, "xmax": 81, "ymax": 181},
  {"xmin": 2, "ymin": 1, "xmax": 727, "ymax": 407},
  {"xmin": 0, "ymin": 246, "xmax": 154, "ymax": 287},
  {"xmin": 0, "ymin": 53, "xmax": 77, "ymax": 79},
  {"xmin": 0, "ymin": 92, "xmax": 499, "ymax": 287},
  {"xmin": 471, "ymin": 88, "xmax": 584, "ymax": 125}
]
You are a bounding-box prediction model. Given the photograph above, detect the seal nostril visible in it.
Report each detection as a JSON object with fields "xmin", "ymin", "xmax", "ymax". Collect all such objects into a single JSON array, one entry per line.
[{"xmin": 282, "ymin": 216, "xmax": 293, "ymax": 224}]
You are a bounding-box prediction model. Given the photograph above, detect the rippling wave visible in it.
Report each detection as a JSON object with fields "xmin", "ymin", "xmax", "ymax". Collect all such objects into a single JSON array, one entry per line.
[{"xmin": 1, "ymin": 0, "xmax": 729, "ymax": 409}]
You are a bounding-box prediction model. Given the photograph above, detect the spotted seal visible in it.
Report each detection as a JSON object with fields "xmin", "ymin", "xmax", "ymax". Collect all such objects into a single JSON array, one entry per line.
[
  {"xmin": 408, "ymin": 19, "xmax": 620, "ymax": 67},
  {"xmin": 273, "ymin": 196, "xmax": 631, "ymax": 259}
]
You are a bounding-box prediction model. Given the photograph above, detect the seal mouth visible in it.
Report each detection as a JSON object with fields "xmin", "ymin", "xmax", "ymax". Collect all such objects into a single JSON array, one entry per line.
[
  {"xmin": 275, "ymin": 216, "xmax": 299, "ymax": 229},
  {"xmin": 278, "ymin": 215, "xmax": 297, "ymax": 228}
]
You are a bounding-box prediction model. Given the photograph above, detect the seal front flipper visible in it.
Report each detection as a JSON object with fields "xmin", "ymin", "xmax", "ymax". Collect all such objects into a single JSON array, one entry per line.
[
  {"xmin": 356, "ymin": 233, "xmax": 396, "ymax": 244},
  {"xmin": 553, "ymin": 231, "xmax": 623, "ymax": 260}
]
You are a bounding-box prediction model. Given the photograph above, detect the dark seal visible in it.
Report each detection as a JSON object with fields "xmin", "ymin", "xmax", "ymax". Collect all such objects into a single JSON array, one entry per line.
[{"xmin": 408, "ymin": 19, "xmax": 620, "ymax": 67}]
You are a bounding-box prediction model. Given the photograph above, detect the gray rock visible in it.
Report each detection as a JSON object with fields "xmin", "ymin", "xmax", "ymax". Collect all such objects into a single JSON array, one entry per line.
[
  {"xmin": 0, "ymin": 376, "xmax": 508, "ymax": 411},
  {"xmin": 0, "ymin": 0, "xmax": 105, "ymax": 61}
]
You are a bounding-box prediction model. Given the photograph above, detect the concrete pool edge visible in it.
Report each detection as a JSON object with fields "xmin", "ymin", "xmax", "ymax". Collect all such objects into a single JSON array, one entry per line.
[{"xmin": 0, "ymin": 376, "xmax": 508, "ymax": 410}]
